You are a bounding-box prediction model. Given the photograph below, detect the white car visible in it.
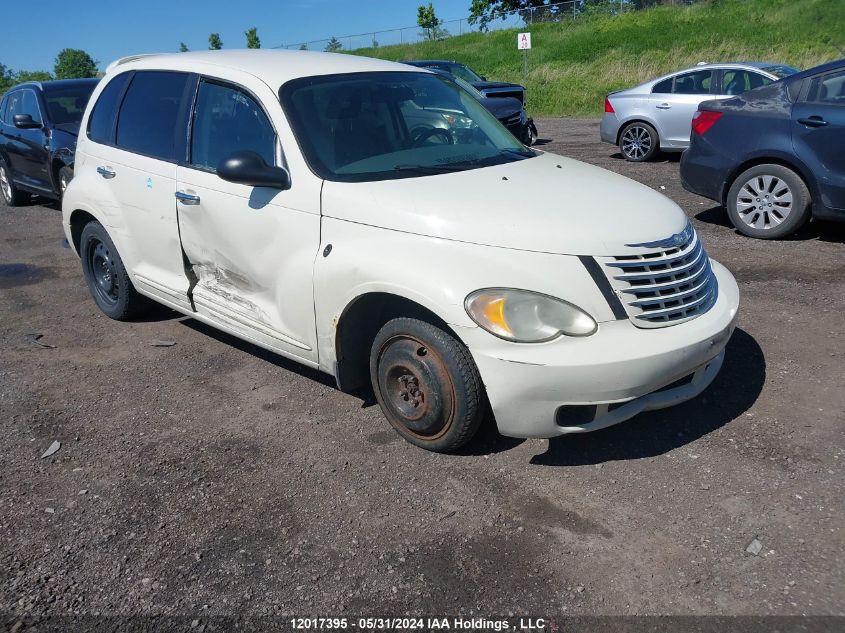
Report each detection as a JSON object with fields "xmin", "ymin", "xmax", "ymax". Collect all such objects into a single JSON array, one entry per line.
[{"xmin": 63, "ymin": 50, "xmax": 739, "ymax": 452}]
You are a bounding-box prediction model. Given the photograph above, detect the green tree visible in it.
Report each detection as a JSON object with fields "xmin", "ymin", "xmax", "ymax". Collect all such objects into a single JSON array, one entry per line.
[
  {"xmin": 469, "ymin": 0, "xmax": 563, "ymax": 30},
  {"xmin": 208, "ymin": 33, "xmax": 223, "ymax": 50},
  {"xmin": 324, "ymin": 37, "xmax": 343, "ymax": 53},
  {"xmin": 54, "ymin": 49, "xmax": 98, "ymax": 79},
  {"xmin": 16, "ymin": 70, "xmax": 53, "ymax": 82},
  {"xmin": 179, "ymin": 42, "xmax": 189, "ymax": 52},
  {"xmin": 0, "ymin": 63, "xmax": 15, "ymax": 93},
  {"xmin": 417, "ymin": 3, "xmax": 449, "ymax": 40},
  {"xmin": 245, "ymin": 27, "xmax": 261, "ymax": 49}
]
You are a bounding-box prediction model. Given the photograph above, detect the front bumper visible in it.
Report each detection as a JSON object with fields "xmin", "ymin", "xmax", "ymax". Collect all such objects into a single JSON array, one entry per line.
[{"xmin": 459, "ymin": 260, "xmax": 739, "ymax": 438}]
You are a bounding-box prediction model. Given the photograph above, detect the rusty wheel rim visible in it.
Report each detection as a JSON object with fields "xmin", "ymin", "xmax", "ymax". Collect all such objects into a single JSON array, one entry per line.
[{"xmin": 376, "ymin": 334, "xmax": 456, "ymax": 441}]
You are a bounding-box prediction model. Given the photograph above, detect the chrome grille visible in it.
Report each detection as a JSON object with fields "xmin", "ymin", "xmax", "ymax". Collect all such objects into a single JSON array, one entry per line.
[{"xmin": 599, "ymin": 226, "xmax": 717, "ymax": 328}]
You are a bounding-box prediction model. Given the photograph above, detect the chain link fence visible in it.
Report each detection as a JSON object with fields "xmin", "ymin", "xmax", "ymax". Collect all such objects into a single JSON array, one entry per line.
[{"xmin": 274, "ymin": 0, "xmax": 701, "ymax": 53}]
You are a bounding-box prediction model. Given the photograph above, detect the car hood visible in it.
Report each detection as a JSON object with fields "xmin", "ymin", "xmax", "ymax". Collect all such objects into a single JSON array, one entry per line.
[
  {"xmin": 472, "ymin": 81, "xmax": 524, "ymax": 92},
  {"xmin": 53, "ymin": 122, "xmax": 81, "ymax": 136},
  {"xmin": 321, "ymin": 151, "xmax": 688, "ymax": 257},
  {"xmin": 480, "ymin": 96, "xmax": 523, "ymax": 119}
]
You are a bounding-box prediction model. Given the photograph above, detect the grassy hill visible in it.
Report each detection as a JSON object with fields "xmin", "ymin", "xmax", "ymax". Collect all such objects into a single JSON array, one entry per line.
[{"xmin": 350, "ymin": 0, "xmax": 843, "ymax": 117}]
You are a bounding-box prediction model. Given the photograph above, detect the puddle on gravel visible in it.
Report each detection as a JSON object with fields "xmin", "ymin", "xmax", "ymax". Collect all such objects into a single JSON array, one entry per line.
[{"xmin": 0, "ymin": 263, "xmax": 47, "ymax": 289}]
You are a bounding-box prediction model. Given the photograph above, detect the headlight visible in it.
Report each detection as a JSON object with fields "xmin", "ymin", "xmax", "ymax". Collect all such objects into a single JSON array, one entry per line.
[{"xmin": 465, "ymin": 288, "xmax": 597, "ymax": 342}]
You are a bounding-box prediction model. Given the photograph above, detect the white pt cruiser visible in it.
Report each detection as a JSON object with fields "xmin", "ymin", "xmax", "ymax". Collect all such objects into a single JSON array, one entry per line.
[{"xmin": 63, "ymin": 51, "xmax": 739, "ymax": 453}]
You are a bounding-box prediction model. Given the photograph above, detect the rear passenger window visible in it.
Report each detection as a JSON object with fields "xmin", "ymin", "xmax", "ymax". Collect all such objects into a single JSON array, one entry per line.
[
  {"xmin": 88, "ymin": 73, "xmax": 131, "ymax": 144},
  {"xmin": 116, "ymin": 71, "xmax": 191, "ymax": 161},
  {"xmin": 671, "ymin": 71, "xmax": 713, "ymax": 95},
  {"xmin": 0, "ymin": 95, "xmax": 7, "ymax": 122},
  {"xmin": 806, "ymin": 70, "xmax": 845, "ymax": 104},
  {"xmin": 652, "ymin": 78, "xmax": 673, "ymax": 94},
  {"xmin": 190, "ymin": 81, "xmax": 275, "ymax": 172}
]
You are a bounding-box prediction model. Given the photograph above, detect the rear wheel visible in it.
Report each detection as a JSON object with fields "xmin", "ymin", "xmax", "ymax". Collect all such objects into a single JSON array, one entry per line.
[
  {"xmin": 369, "ymin": 318, "xmax": 484, "ymax": 453},
  {"xmin": 80, "ymin": 221, "xmax": 150, "ymax": 320},
  {"xmin": 726, "ymin": 164, "xmax": 811, "ymax": 239},
  {"xmin": 0, "ymin": 159, "xmax": 29, "ymax": 206},
  {"xmin": 619, "ymin": 122, "xmax": 658, "ymax": 162}
]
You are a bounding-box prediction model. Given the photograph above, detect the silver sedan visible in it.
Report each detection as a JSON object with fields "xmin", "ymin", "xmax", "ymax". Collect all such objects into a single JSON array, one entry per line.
[{"xmin": 600, "ymin": 62, "xmax": 799, "ymax": 161}]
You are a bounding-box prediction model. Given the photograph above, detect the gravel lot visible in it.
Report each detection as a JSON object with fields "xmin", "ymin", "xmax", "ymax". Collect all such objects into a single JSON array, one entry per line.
[{"xmin": 1, "ymin": 118, "xmax": 843, "ymax": 626}]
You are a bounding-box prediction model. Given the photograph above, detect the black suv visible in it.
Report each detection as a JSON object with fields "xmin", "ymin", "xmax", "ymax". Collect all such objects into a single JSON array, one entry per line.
[
  {"xmin": 404, "ymin": 60, "xmax": 526, "ymax": 103},
  {"xmin": 0, "ymin": 78, "xmax": 99, "ymax": 205}
]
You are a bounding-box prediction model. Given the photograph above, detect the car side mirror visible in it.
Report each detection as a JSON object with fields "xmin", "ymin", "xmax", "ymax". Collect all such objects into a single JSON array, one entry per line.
[
  {"xmin": 217, "ymin": 150, "xmax": 291, "ymax": 190},
  {"xmin": 480, "ymin": 76, "xmax": 487, "ymax": 81},
  {"xmin": 13, "ymin": 114, "xmax": 42, "ymax": 129}
]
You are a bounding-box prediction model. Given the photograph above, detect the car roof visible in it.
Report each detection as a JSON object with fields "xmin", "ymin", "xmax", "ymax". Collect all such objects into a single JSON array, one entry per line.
[
  {"xmin": 786, "ymin": 57, "xmax": 845, "ymax": 81},
  {"xmin": 104, "ymin": 50, "xmax": 424, "ymax": 86},
  {"xmin": 7, "ymin": 78, "xmax": 100, "ymax": 93},
  {"xmin": 404, "ymin": 60, "xmax": 458, "ymax": 65}
]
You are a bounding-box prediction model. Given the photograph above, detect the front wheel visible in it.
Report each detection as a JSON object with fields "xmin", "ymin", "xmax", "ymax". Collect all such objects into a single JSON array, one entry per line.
[
  {"xmin": 619, "ymin": 122, "xmax": 658, "ymax": 162},
  {"xmin": 725, "ymin": 164, "xmax": 811, "ymax": 239},
  {"xmin": 369, "ymin": 318, "xmax": 485, "ymax": 453},
  {"xmin": 80, "ymin": 221, "xmax": 150, "ymax": 320},
  {"xmin": 58, "ymin": 166, "xmax": 74, "ymax": 198},
  {"xmin": 524, "ymin": 121, "xmax": 538, "ymax": 146}
]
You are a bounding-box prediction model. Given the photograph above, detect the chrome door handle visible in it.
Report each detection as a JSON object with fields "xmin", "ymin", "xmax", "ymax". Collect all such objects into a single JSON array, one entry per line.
[
  {"xmin": 175, "ymin": 190, "xmax": 200, "ymax": 205},
  {"xmin": 96, "ymin": 166, "xmax": 115, "ymax": 179},
  {"xmin": 797, "ymin": 117, "xmax": 828, "ymax": 128},
  {"xmin": 656, "ymin": 103, "xmax": 672, "ymax": 109}
]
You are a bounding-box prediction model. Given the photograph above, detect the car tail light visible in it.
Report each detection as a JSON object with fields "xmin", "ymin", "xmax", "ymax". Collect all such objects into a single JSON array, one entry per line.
[
  {"xmin": 604, "ymin": 97, "xmax": 615, "ymax": 113},
  {"xmin": 691, "ymin": 110, "xmax": 722, "ymax": 135}
]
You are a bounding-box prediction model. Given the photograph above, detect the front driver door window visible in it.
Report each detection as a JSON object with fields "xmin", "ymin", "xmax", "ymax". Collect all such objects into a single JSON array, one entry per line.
[{"xmin": 175, "ymin": 78, "xmax": 320, "ymax": 362}]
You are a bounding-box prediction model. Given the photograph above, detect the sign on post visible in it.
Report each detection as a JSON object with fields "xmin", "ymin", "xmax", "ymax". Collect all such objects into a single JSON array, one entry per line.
[{"xmin": 517, "ymin": 32, "xmax": 532, "ymax": 50}]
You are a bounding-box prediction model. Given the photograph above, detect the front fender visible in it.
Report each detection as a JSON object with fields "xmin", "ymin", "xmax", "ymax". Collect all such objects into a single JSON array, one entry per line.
[{"xmin": 313, "ymin": 217, "xmax": 617, "ymax": 373}]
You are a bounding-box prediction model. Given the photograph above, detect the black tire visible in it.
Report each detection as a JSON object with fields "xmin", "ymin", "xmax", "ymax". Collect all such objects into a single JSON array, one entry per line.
[
  {"xmin": 525, "ymin": 121, "xmax": 538, "ymax": 146},
  {"xmin": 0, "ymin": 158, "xmax": 29, "ymax": 206},
  {"xmin": 79, "ymin": 221, "xmax": 150, "ymax": 320},
  {"xmin": 369, "ymin": 317, "xmax": 484, "ymax": 453},
  {"xmin": 726, "ymin": 164, "xmax": 811, "ymax": 239},
  {"xmin": 618, "ymin": 121, "xmax": 659, "ymax": 162},
  {"xmin": 58, "ymin": 166, "xmax": 74, "ymax": 199}
]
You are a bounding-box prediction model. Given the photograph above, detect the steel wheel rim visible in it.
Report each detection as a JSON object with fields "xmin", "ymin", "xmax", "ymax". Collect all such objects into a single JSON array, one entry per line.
[
  {"xmin": 621, "ymin": 125, "xmax": 652, "ymax": 159},
  {"xmin": 88, "ymin": 238, "xmax": 119, "ymax": 305},
  {"xmin": 376, "ymin": 334, "xmax": 456, "ymax": 441},
  {"xmin": 0, "ymin": 166, "xmax": 11, "ymax": 201},
  {"xmin": 736, "ymin": 174, "xmax": 793, "ymax": 230}
]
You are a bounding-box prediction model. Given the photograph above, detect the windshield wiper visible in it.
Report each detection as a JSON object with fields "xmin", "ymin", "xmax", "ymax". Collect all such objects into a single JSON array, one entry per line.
[
  {"xmin": 392, "ymin": 163, "xmax": 474, "ymax": 174},
  {"xmin": 499, "ymin": 148, "xmax": 536, "ymax": 159}
]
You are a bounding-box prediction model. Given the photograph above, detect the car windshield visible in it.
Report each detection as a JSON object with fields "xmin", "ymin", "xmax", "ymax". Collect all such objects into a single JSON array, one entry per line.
[
  {"xmin": 43, "ymin": 83, "xmax": 97, "ymax": 126},
  {"xmin": 280, "ymin": 71, "xmax": 533, "ymax": 183},
  {"xmin": 447, "ymin": 63, "xmax": 484, "ymax": 83},
  {"xmin": 762, "ymin": 65, "xmax": 800, "ymax": 79}
]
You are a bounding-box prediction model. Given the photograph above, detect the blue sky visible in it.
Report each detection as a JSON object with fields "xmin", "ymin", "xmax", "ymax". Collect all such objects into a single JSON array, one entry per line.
[{"xmin": 1, "ymin": 0, "xmax": 471, "ymax": 73}]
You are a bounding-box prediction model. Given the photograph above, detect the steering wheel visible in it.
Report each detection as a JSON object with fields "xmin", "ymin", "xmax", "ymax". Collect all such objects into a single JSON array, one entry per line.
[{"xmin": 411, "ymin": 126, "xmax": 454, "ymax": 147}]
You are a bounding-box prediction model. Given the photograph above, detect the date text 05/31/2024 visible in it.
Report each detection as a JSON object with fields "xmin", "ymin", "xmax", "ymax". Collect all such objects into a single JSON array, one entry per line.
[{"xmin": 290, "ymin": 617, "xmax": 551, "ymax": 630}]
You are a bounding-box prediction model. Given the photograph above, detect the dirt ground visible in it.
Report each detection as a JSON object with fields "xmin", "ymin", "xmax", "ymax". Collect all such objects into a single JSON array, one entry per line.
[{"xmin": 1, "ymin": 118, "xmax": 843, "ymax": 627}]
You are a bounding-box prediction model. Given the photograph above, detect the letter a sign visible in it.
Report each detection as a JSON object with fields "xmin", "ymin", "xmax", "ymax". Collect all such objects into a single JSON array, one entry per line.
[{"xmin": 518, "ymin": 32, "xmax": 532, "ymax": 50}]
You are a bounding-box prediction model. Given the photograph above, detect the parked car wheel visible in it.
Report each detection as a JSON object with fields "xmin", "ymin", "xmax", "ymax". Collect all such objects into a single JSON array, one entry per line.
[
  {"xmin": 0, "ymin": 159, "xmax": 29, "ymax": 207},
  {"xmin": 369, "ymin": 317, "xmax": 484, "ymax": 453},
  {"xmin": 525, "ymin": 121, "xmax": 538, "ymax": 146},
  {"xmin": 58, "ymin": 166, "xmax": 74, "ymax": 198},
  {"xmin": 80, "ymin": 221, "xmax": 150, "ymax": 320},
  {"xmin": 726, "ymin": 164, "xmax": 811, "ymax": 239},
  {"xmin": 619, "ymin": 122, "xmax": 658, "ymax": 162}
]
